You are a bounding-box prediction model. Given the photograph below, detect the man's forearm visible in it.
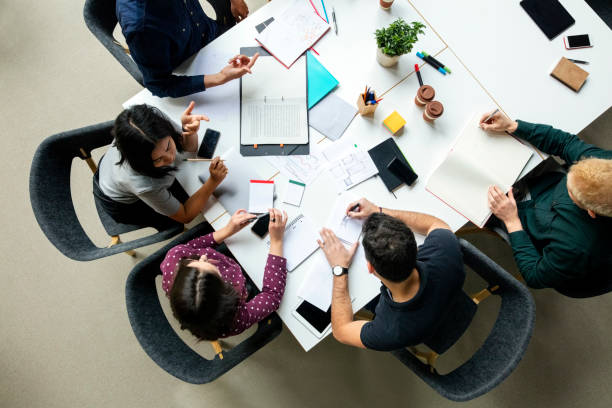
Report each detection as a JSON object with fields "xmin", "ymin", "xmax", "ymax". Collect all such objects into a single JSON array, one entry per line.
[
  {"xmin": 381, "ymin": 208, "xmax": 449, "ymax": 235},
  {"xmin": 331, "ymin": 275, "xmax": 353, "ymax": 332}
]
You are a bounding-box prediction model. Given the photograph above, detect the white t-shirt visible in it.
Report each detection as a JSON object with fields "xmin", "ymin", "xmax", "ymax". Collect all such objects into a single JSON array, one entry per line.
[{"xmin": 98, "ymin": 144, "xmax": 182, "ymax": 216}]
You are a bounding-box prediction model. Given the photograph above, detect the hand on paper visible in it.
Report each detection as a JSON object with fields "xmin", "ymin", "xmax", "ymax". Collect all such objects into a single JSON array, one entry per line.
[
  {"xmin": 220, "ymin": 53, "xmax": 259, "ymax": 83},
  {"xmin": 226, "ymin": 209, "xmax": 257, "ymax": 235},
  {"xmin": 488, "ymin": 186, "xmax": 523, "ymax": 232},
  {"xmin": 230, "ymin": 0, "xmax": 249, "ymax": 21},
  {"xmin": 180, "ymin": 101, "xmax": 209, "ymax": 152},
  {"xmin": 268, "ymin": 208, "xmax": 288, "ymax": 257},
  {"xmin": 318, "ymin": 228, "xmax": 359, "ymax": 269},
  {"xmin": 478, "ymin": 111, "xmax": 518, "ymax": 133},
  {"xmin": 346, "ymin": 198, "xmax": 378, "ymax": 220},
  {"xmin": 208, "ymin": 157, "xmax": 228, "ymax": 185}
]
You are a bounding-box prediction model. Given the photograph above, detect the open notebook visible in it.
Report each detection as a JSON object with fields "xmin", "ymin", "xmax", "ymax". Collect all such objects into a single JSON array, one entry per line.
[
  {"xmin": 426, "ymin": 114, "xmax": 534, "ymax": 227},
  {"xmin": 240, "ymin": 54, "xmax": 308, "ymax": 146}
]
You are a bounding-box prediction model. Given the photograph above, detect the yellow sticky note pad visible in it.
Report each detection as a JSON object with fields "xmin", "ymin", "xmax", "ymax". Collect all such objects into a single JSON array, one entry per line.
[{"xmin": 383, "ymin": 111, "xmax": 406, "ymax": 134}]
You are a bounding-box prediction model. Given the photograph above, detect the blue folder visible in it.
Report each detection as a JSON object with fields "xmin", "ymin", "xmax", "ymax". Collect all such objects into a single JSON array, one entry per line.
[{"xmin": 307, "ymin": 51, "xmax": 339, "ymax": 109}]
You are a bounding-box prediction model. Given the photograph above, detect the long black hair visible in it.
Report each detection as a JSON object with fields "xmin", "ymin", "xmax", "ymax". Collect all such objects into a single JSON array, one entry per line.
[
  {"xmin": 112, "ymin": 104, "xmax": 183, "ymax": 178},
  {"xmin": 169, "ymin": 256, "xmax": 240, "ymax": 341}
]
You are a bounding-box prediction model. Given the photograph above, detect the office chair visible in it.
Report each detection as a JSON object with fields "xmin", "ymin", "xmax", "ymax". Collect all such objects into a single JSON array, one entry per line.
[
  {"xmin": 83, "ymin": 0, "xmax": 144, "ymax": 85},
  {"xmin": 125, "ymin": 222, "xmax": 283, "ymax": 384},
  {"xmin": 29, "ymin": 121, "xmax": 184, "ymax": 261},
  {"xmin": 391, "ymin": 238, "xmax": 536, "ymax": 402}
]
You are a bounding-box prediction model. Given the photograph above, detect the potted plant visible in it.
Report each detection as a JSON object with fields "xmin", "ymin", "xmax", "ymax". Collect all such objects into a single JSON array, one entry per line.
[
  {"xmin": 379, "ymin": 0, "xmax": 394, "ymax": 9},
  {"xmin": 374, "ymin": 19, "xmax": 425, "ymax": 67}
]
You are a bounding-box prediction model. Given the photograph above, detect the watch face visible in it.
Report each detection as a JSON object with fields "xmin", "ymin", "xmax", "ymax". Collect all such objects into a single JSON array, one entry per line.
[{"xmin": 332, "ymin": 266, "xmax": 344, "ymax": 276}]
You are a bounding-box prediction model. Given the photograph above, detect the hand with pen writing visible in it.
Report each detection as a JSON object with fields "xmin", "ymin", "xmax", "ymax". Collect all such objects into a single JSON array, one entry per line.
[
  {"xmin": 346, "ymin": 198, "xmax": 378, "ymax": 220},
  {"xmin": 479, "ymin": 111, "xmax": 518, "ymax": 133}
]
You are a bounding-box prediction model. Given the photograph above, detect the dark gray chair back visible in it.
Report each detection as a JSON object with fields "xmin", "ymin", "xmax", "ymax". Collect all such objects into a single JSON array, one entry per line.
[
  {"xmin": 83, "ymin": 0, "xmax": 144, "ymax": 85},
  {"xmin": 391, "ymin": 238, "xmax": 536, "ymax": 402},
  {"xmin": 125, "ymin": 223, "xmax": 283, "ymax": 384},
  {"xmin": 29, "ymin": 122, "xmax": 183, "ymax": 261}
]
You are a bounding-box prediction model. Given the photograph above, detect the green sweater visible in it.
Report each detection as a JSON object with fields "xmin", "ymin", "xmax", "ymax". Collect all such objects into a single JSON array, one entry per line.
[{"xmin": 510, "ymin": 120, "xmax": 612, "ymax": 289}]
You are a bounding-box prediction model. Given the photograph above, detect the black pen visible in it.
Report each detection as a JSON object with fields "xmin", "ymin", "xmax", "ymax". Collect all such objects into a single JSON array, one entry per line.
[
  {"xmin": 332, "ymin": 7, "xmax": 338, "ymax": 35},
  {"xmin": 569, "ymin": 58, "xmax": 589, "ymax": 65},
  {"xmin": 343, "ymin": 203, "xmax": 360, "ymax": 221}
]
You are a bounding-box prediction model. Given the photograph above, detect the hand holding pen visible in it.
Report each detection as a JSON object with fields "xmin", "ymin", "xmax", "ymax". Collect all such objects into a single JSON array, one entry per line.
[{"xmin": 345, "ymin": 198, "xmax": 378, "ymax": 219}]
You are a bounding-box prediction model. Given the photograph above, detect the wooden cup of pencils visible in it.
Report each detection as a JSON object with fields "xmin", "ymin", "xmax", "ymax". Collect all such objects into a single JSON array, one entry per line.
[{"xmin": 357, "ymin": 88, "xmax": 380, "ymax": 116}]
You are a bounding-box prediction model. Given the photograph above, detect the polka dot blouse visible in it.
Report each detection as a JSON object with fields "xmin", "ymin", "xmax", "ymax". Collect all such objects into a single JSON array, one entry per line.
[{"xmin": 160, "ymin": 232, "xmax": 287, "ymax": 338}]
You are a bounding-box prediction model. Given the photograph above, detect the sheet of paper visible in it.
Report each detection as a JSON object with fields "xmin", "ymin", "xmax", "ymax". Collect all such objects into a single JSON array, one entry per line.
[
  {"xmin": 248, "ymin": 180, "xmax": 275, "ymax": 214},
  {"xmin": 266, "ymin": 214, "xmax": 319, "ymax": 271},
  {"xmin": 283, "ymin": 179, "xmax": 306, "ymax": 206},
  {"xmin": 426, "ymin": 113, "xmax": 534, "ymax": 227},
  {"xmin": 326, "ymin": 149, "xmax": 379, "ymax": 191},
  {"xmin": 241, "ymin": 56, "xmax": 308, "ymax": 145},
  {"xmin": 326, "ymin": 192, "xmax": 364, "ymax": 244},
  {"xmin": 255, "ymin": 0, "xmax": 330, "ymax": 68},
  {"xmin": 264, "ymin": 142, "xmax": 325, "ymax": 184},
  {"xmin": 308, "ymin": 94, "xmax": 357, "ymax": 141}
]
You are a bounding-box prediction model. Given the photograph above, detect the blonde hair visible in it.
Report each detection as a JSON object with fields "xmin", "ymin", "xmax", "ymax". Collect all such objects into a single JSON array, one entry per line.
[{"xmin": 567, "ymin": 158, "xmax": 612, "ymax": 217}]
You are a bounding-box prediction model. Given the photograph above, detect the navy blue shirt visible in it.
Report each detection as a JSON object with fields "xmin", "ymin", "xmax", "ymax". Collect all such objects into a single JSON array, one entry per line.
[
  {"xmin": 117, "ymin": 0, "xmax": 218, "ymax": 97},
  {"xmin": 360, "ymin": 229, "xmax": 465, "ymax": 351}
]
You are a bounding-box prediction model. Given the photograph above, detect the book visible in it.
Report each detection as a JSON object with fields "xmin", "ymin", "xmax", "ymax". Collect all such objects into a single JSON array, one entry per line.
[
  {"xmin": 426, "ymin": 114, "xmax": 534, "ymax": 227},
  {"xmin": 266, "ymin": 214, "xmax": 319, "ymax": 271},
  {"xmin": 255, "ymin": 0, "xmax": 330, "ymax": 68},
  {"xmin": 306, "ymin": 51, "xmax": 338, "ymax": 109},
  {"xmin": 550, "ymin": 57, "xmax": 589, "ymax": 92},
  {"xmin": 520, "ymin": 0, "xmax": 575, "ymax": 40},
  {"xmin": 383, "ymin": 111, "xmax": 406, "ymax": 134},
  {"xmin": 368, "ymin": 137, "xmax": 416, "ymax": 192}
]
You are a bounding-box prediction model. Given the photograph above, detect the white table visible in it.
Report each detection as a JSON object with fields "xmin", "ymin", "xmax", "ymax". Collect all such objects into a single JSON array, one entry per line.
[{"xmin": 122, "ymin": 0, "xmax": 609, "ymax": 351}]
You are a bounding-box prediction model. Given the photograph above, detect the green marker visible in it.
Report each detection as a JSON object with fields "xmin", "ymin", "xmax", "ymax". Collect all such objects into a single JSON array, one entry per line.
[{"xmin": 422, "ymin": 51, "xmax": 451, "ymax": 73}]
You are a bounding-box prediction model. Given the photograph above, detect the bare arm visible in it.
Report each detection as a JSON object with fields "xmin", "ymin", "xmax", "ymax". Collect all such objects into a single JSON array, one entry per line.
[{"xmin": 331, "ymin": 275, "xmax": 367, "ymax": 348}]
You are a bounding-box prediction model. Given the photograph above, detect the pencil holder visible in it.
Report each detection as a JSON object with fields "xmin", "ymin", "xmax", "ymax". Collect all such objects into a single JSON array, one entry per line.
[{"xmin": 357, "ymin": 93, "xmax": 379, "ymax": 116}]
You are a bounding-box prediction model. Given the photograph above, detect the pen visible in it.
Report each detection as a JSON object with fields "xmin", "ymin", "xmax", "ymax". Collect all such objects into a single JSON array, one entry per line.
[
  {"xmin": 483, "ymin": 108, "xmax": 499, "ymax": 124},
  {"xmin": 320, "ymin": 0, "xmax": 329, "ymax": 23},
  {"xmin": 332, "ymin": 7, "xmax": 338, "ymax": 35},
  {"xmin": 343, "ymin": 203, "xmax": 360, "ymax": 221},
  {"xmin": 244, "ymin": 213, "xmax": 268, "ymax": 225},
  {"xmin": 569, "ymin": 58, "xmax": 589, "ymax": 65},
  {"xmin": 422, "ymin": 51, "xmax": 451, "ymax": 73},
  {"xmin": 415, "ymin": 64, "xmax": 423, "ymax": 87},
  {"xmin": 183, "ymin": 158, "xmax": 226, "ymax": 162}
]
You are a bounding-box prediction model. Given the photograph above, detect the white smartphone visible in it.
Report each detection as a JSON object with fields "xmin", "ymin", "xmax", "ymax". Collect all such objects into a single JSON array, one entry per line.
[{"xmin": 564, "ymin": 34, "xmax": 592, "ymax": 50}]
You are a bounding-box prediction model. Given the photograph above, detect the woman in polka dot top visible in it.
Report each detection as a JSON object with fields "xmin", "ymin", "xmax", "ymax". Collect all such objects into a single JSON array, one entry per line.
[{"xmin": 161, "ymin": 208, "xmax": 288, "ymax": 340}]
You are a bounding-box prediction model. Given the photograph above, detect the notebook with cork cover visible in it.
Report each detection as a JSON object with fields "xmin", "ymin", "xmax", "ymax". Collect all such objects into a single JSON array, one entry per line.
[{"xmin": 550, "ymin": 57, "xmax": 589, "ymax": 92}]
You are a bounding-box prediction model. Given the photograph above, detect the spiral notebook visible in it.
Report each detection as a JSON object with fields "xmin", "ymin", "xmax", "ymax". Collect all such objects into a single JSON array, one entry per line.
[{"xmin": 266, "ymin": 214, "xmax": 319, "ymax": 272}]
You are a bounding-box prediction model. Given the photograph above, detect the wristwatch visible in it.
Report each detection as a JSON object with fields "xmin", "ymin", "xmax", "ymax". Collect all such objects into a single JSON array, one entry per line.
[{"xmin": 332, "ymin": 265, "xmax": 349, "ymax": 276}]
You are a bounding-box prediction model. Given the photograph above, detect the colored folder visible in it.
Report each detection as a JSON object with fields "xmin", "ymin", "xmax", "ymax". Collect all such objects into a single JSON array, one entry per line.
[{"xmin": 307, "ymin": 51, "xmax": 339, "ymax": 109}]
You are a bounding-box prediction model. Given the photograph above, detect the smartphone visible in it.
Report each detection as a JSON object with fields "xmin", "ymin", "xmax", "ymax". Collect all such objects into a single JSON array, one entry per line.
[
  {"xmin": 251, "ymin": 213, "xmax": 270, "ymax": 238},
  {"xmin": 387, "ymin": 157, "xmax": 418, "ymax": 186},
  {"xmin": 292, "ymin": 300, "xmax": 331, "ymax": 338},
  {"xmin": 197, "ymin": 128, "xmax": 221, "ymax": 159},
  {"xmin": 564, "ymin": 34, "xmax": 592, "ymax": 50}
]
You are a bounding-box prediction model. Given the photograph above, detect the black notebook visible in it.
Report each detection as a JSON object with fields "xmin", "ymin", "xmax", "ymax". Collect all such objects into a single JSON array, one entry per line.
[
  {"xmin": 368, "ymin": 138, "xmax": 417, "ymax": 192},
  {"xmin": 520, "ymin": 0, "xmax": 575, "ymax": 40}
]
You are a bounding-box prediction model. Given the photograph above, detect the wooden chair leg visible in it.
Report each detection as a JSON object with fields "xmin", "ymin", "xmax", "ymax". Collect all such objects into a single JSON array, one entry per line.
[
  {"xmin": 409, "ymin": 347, "xmax": 439, "ymax": 373},
  {"xmin": 108, "ymin": 235, "xmax": 136, "ymax": 257},
  {"xmin": 354, "ymin": 309, "xmax": 374, "ymax": 321},
  {"xmin": 79, "ymin": 148, "xmax": 98, "ymax": 174},
  {"xmin": 211, "ymin": 340, "xmax": 224, "ymax": 360},
  {"xmin": 470, "ymin": 285, "xmax": 500, "ymax": 304}
]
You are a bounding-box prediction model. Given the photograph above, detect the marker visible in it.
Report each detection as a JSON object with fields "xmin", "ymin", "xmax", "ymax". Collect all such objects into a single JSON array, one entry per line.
[
  {"xmin": 415, "ymin": 64, "xmax": 424, "ymax": 87},
  {"xmin": 332, "ymin": 7, "xmax": 338, "ymax": 35},
  {"xmin": 568, "ymin": 58, "xmax": 589, "ymax": 65},
  {"xmin": 422, "ymin": 51, "xmax": 451, "ymax": 73},
  {"xmin": 416, "ymin": 52, "xmax": 446, "ymax": 75}
]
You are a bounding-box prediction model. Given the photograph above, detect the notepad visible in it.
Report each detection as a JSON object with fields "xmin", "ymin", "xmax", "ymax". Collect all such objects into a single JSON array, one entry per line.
[
  {"xmin": 550, "ymin": 57, "xmax": 589, "ymax": 92},
  {"xmin": 255, "ymin": 0, "xmax": 330, "ymax": 68},
  {"xmin": 248, "ymin": 180, "xmax": 274, "ymax": 214},
  {"xmin": 307, "ymin": 51, "xmax": 338, "ymax": 109},
  {"xmin": 426, "ymin": 114, "xmax": 534, "ymax": 227},
  {"xmin": 383, "ymin": 111, "xmax": 406, "ymax": 134},
  {"xmin": 266, "ymin": 214, "xmax": 319, "ymax": 271},
  {"xmin": 283, "ymin": 179, "xmax": 306, "ymax": 207},
  {"xmin": 368, "ymin": 138, "xmax": 416, "ymax": 192}
]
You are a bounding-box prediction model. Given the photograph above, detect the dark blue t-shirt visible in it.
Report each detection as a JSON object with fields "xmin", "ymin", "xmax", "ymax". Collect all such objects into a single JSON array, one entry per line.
[{"xmin": 360, "ymin": 229, "xmax": 465, "ymax": 351}]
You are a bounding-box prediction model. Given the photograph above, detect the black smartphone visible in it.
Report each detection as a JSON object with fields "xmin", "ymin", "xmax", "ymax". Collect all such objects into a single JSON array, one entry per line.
[
  {"xmin": 251, "ymin": 213, "xmax": 270, "ymax": 238},
  {"xmin": 387, "ymin": 157, "xmax": 418, "ymax": 186},
  {"xmin": 294, "ymin": 300, "xmax": 331, "ymax": 335},
  {"xmin": 564, "ymin": 34, "xmax": 592, "ymax": 49},
  {"xmin": 197, "ymin": 128, "xmax": 221, "ymax": 159}
]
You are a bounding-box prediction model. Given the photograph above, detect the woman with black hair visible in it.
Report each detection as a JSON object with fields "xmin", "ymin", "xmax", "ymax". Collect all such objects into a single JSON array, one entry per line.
[
  {"xmin": 161, "ymin": 208, "xmax": 288, "ymax": 340},
  {"xmin": 94, "ymin": 102, "xmax": 227, "ymax": 229}
]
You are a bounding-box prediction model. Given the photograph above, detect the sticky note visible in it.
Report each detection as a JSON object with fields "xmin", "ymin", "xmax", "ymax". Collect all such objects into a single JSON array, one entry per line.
[
  {"xmin": 383, "ymin": 111, "xmax": 406, "ymax": 134},
  {"xmin": 283, "ymin": 180, "xmax": 306, "ymax": 207},
  {"xmin": 248, "ymin": 180, "xmax": 274, "ymax": 213}
]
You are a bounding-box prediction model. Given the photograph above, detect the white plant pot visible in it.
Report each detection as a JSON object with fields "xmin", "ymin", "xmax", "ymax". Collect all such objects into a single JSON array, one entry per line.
[{"xmin": 376, "ymin": 48, "xmax": 400, "ymax": 67}]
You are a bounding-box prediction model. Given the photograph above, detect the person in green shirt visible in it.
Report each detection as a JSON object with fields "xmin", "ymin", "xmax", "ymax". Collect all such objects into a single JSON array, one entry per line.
[{"xmin": 479, "ymin": 111, "xmax": 612, "ymax": 292}]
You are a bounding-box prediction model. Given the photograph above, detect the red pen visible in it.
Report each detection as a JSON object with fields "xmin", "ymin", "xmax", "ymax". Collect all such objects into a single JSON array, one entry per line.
[{"xmin": 415, "ymin": 64, "xmax": 424, "ymax": 87}]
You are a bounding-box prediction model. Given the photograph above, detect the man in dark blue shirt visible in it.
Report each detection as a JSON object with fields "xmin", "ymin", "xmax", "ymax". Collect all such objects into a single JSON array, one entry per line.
[
  {"xmin": 317, "ymin": 198, "xmax": 465, "ymax": 351},
  {"xmin": 117, "ymin": 0, "xmax": 256, "ymax": 98}
]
